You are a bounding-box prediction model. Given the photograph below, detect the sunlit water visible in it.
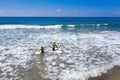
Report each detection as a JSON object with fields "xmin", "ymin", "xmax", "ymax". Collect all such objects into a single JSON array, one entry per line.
[{"xmin": 0, "ymin": 24, "xmax": 120, "ymax": 80}]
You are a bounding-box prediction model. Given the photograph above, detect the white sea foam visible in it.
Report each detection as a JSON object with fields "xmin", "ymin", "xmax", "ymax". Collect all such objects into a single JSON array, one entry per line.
[
  {"xmin": 96, "ymin": 24, "xmax": 101, "ymax": 26},
  {"xmin": 104, "ymin": 23, "xmax": 108, "ymax": 25},
  {"xmin": 0, "ymin": 29, "xmax": 120, "ymax": 80},
  {"xmin": 0, "ymin": 24, "xmax": 62, "ymax": 29},
  {"xmin": 67, "ymin": 25, "xmax": 75, "ymax": 27},
  {"xmin": 67, "ymin": 25, "xmax": 75, "ymax": 30}
]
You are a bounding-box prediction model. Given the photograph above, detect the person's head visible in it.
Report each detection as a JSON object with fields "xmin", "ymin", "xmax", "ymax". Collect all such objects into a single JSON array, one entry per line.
[
  {"xmin": 53, "ymin": 42, "xmax": 56, "ymax": 44},
  {"xmin": 41, "ymin": 46, "xmax": 43, "ymax": 48}
]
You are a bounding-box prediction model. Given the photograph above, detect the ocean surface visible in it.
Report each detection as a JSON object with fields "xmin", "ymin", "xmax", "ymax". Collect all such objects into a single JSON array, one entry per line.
[{"xmin": 0, "ymin": 17, "xmax": 120, "ymax": 80}]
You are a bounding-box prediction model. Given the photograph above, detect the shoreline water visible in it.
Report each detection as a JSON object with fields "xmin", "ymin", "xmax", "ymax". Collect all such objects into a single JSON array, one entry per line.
[
  {"xmin": 1, "ymin": 64, "xmax": 119, "ymax": 80},
  {"xmin": 88, "ymin": 66, "xmax": 120, "ymax": 80},
  {"xmin": 23, "ymin": 65, "xmax": 120, "ymax": 80}
]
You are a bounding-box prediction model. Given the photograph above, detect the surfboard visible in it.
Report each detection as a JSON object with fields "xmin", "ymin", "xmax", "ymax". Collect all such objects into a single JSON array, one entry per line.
[
  {"xmin": 35, "ymin": 49, "xmax": 62, "ymax": 54},
  {"xmin": 35, "ymin": 51, "xmax": 40, "ymax": 54},
  {"xmin": 55, "ymin": 49, "xmax": 62, "ymax": 53}
]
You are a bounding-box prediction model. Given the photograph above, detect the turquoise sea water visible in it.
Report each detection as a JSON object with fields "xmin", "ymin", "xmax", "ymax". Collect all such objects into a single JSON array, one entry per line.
[{"xmin": 0, "ymin": 17, "xmax": 120, "ymax": 80}]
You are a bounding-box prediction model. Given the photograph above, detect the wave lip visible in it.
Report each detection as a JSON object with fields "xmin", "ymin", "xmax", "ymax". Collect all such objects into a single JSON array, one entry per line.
[
  {"xmin": 0, "ymin": 25, "xmax": 62, "ymax": 29},
  {"xmin": 67, "ymin": 25, "xmax": 75, "ymax": 27},
  {"xmin": 67, "ymin": 25, "xmax": 75, "ymax": 30}
]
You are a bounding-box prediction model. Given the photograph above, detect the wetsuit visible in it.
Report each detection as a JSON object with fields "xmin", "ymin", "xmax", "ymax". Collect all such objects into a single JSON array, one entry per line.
[
  {"xmin": 52, "ymin": 43, "xmax": 57, "ymax": 51},
  {"xmin": 40, "ymin": 47, "xmax": 44, "ymax": 54}
]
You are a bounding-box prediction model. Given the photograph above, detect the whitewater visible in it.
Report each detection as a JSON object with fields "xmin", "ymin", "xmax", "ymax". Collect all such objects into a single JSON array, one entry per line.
[{"xmin": 0, "ymin": 24, "xmax": 120, "ymax": 80}]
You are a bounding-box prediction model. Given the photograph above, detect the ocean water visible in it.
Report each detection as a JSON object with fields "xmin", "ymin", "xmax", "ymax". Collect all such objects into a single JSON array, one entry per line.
[{"xmin": 0, "ymin": 17, "xmax": 120, "ymax": 80}]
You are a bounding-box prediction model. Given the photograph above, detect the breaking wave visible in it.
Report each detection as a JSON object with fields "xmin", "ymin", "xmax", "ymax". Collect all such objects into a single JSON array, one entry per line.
[
  {"xmin": 0, "ymin": 23, "xmax": 120, "ymax": 31},
  {"xmin": 0, "ymin": 25, "xmax": 62, "ymax": 29}
]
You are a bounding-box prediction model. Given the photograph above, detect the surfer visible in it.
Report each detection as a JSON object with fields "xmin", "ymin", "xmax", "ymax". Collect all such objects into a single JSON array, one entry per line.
[
  {"xmin": 40, "ymin": 46, "xmax": 44, "ymax": 54},
  {"xmin": 52, "ymin": 42, "xmax": 58, "ymax": 51}
]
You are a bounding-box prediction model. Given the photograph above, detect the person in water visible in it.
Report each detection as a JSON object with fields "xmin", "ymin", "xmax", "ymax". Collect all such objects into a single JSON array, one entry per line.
[
  {"xmin": 52, "ymin": 42, "xmax": 58, "ymax": 51},
  {"xmin": 40, "ymin": 46, "xmax": 44, "ymax": 54}
]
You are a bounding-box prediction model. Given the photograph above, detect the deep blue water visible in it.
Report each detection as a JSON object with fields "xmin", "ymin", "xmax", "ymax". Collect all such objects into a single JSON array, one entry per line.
[{"xmin": 0, "ymin": 17, "xmax": 120, "ymax": 25}]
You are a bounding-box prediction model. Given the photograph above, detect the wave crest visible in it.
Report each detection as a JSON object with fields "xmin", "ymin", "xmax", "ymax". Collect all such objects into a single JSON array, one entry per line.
[{"xmin": 0, "ymin": 25, "xmax": 62, "ymax": 29}]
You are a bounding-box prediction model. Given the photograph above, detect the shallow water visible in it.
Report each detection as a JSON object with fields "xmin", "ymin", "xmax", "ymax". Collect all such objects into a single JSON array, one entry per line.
[{"xmin": 0, "ymin": 26, "xmax": 120, "ymax": 80}]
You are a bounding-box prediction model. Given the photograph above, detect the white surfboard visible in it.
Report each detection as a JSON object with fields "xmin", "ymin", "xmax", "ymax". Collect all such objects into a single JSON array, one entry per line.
[
  {"xmin": 35, "ymin": 51, "xmax": 40, "ymax": 54},
  {"xmin": 55, "ymin": 49, "xmax": 62, "ymax": 53}
]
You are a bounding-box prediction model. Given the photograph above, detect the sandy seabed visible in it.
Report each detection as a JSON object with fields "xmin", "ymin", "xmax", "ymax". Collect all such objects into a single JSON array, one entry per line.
[
  {"xmin": 88, "ymin": 66, "xmax": 120, "ymax": 80},
  {"xmin": 23, "ymin": 64, "xmax": 120, "ymax": 80}
]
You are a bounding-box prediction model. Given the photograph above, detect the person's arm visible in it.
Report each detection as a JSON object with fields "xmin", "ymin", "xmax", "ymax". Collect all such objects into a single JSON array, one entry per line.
[{"xmin": 56, "ymin": 45, "xmax": 58, "ymax": 48}]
